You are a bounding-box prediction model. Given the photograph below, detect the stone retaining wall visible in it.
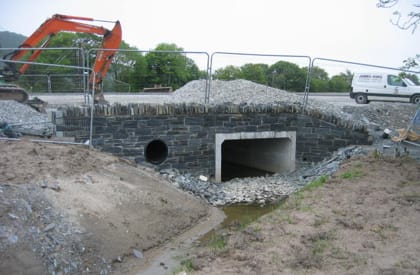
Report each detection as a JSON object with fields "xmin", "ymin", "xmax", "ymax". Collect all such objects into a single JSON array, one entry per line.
[{"xmin": 54, "ymin": 103, "xmax": 371, "ymax": 177}]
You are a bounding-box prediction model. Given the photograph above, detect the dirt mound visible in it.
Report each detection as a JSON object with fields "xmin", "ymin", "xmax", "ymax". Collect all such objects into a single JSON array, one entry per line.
[
  {"xmin": 0, "ymin": 140, "xmax": 115, "ymax": 183},
  {"xmin": 0, "ymin": 139, "xmax": 210, "ymax": 274}
]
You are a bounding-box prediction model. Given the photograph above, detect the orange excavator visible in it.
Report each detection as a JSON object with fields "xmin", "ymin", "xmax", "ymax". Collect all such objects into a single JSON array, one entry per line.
[{"xmin": 0, "ymin": 14, "xmax": 122, "ymax": 103}]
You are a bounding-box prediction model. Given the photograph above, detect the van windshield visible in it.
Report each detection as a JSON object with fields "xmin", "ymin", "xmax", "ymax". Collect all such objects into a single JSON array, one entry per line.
[{"xmin": 403, "ymin": 78, "xmax": 416, "ymax": 86}]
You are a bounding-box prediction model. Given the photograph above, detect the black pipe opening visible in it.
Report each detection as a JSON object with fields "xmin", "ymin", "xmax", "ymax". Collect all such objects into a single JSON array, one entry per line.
[{"xmin": 145, "ymin": 139, "xmax": 168, "ymax": 165}]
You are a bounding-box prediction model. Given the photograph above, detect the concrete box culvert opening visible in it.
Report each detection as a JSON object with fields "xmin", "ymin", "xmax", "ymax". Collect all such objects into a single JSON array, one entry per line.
[
  {"xmin": 145, "ymin": 139, "xmax": 168, "ymax": 165},
  {"xmin": 215, "ymin": 131, "xmax": 296, "ymax": 182}
]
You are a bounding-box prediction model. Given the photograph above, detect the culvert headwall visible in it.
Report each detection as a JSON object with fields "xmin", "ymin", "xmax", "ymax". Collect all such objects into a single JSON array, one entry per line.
[{"xmin": 54, "ymin": 103, "xmax": 371, "ymax": 178}]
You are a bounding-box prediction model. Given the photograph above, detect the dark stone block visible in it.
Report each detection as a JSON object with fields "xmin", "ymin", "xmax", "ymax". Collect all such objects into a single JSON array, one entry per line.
[{"xmin": 113, "ymin": 131, "xmax": 129, "ymax": 139}]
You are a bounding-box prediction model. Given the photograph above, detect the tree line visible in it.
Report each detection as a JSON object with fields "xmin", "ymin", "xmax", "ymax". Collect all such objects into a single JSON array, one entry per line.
[
  {"xmin": 8, "ymin": 32, "xmax": 418, "ymax": 93},
  {"xmin": 213, "ymin": 63, "xmax": 353, "ymax": 93}
]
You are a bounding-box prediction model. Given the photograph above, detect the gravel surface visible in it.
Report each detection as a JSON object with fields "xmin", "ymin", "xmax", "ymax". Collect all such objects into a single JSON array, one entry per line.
[
  {"xmin": 0, "ymin": 100, "xmax": 54, "ymax": 137},
  {"xmin": 161, "ymin": 146, "xmax": 364, "ymax": 206},
  {"xmin": 0, "ymin": 183, "xmax": 107, "ymax": 274},
  {"xmin": 172, "ymin": 80, "xmax": 354, "ymax": 124}
]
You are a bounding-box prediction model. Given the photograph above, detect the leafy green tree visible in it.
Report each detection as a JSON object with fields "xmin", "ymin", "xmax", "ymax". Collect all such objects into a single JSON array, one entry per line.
[
  {"xmin": 144, "ymin": 43, "xmax": 199, "ymax": 89},
  {"xmin": 310, "ymin": 79, "xmax": 329, "ymax": 92},
  {"xmin": 185, "ymin": 58, "xmax": 206, "ymax": 81},
  {"xmin": 402, "ymin": 54, "xmax": 420, "ymax": 70},
  {"xmin": 102, "ymin": 41, "xmax": 140, "ymax": 92},
  {"xmin": 268, "ymin": 61, "xmax": 306, "ymax": 92},
  {"xmin": 307, "ymin": 66, "xmax": 329, "ymax": 81},
  {"xmin": 328, "ymin": 75, "xmax": 351, "ymax": 92},
  {"xmin": 338, "ymin": 69, "xmax": 353, "ymax": 86},
  {"xmin": 305, "ymin": 66, "xmax": 329, "ymax": 92},
  {"xmin": 213, "ymin": 65, "xmax": 242, "ymax": 80},
  {"xmin": 240, "ymin": 63, "xmax": 269, "ymax": 84},
  {"xmin": 129, "ymin": 54, "xmax": 148, "ymax": 91}
]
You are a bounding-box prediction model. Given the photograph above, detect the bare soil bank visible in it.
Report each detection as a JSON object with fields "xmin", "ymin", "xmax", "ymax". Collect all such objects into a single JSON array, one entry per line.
[
  {"xmin": 184, "ymin": 155, "xmax": 420, "ymax": 275},
  {"xmin": 0, "ymin": 139, "xmax": 212, "ymax": 274}
]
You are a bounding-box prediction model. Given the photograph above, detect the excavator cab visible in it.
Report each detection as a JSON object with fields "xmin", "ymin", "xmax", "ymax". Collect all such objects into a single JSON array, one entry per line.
[{"xmin": 0, "ymin": 14, "xmax": 122, "ymax": 103}]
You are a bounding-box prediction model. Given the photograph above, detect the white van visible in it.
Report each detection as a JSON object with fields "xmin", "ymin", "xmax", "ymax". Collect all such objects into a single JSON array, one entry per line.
[{"xmin": 350, "ymin": 73, "xmax": 420, "ymax": 104}]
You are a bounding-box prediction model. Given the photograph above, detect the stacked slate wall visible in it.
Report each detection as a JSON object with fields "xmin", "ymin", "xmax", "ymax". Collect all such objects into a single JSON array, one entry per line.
[{"xmin": 54, "ymin": 103, "xmax": 371, "ymax": 177}]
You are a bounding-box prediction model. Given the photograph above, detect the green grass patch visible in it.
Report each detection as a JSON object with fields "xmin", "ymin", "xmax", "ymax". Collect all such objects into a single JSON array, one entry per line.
[
  {"xmin": 279, "ymin": 175, "xmax": 329, "ymax": 212},
  {"xmin": 341, "ymin": 169, "xmax": 365, "ymax": 180},
  {"xmin": 313, "ymin": 215, "xmax": 329, "ymax": 227},
  {"xmin": 309, "ymin": 230, "xmax": 336, "ymax": 255},
  {"xmin": 206, "ymin": 234, "xmax": 227, "ymax": 250},
  {"xmin": 173, "ymin": 258, "xmax": 194, "ymax": 274},
  {"xmin": 301, "ymin": 175, "xmax": 329, "ymax": 192},
  {"xmin": 279, "ymin": 213, "xmax": 298, "ymax": 224}
]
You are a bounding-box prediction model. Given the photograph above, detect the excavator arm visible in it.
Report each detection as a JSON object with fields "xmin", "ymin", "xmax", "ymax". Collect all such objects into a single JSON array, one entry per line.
[{"xmin": 1, "ymin": 14, "xmax": 122, "ymax": 103}]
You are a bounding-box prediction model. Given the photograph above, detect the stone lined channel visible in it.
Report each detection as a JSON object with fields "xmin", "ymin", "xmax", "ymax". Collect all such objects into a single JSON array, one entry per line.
[{"xmin": 160, "ymin": 146, "xmax": 365, "ymax": 206}]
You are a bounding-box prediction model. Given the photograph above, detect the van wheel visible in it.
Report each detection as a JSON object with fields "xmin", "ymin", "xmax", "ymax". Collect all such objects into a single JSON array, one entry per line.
[
  {"xmin": 411, "ymin": 95, "xmax": 420, "ymax": 104},
  {"xmin": 355, "ymin": 94, "xmax": 368, "ymax": 104}
]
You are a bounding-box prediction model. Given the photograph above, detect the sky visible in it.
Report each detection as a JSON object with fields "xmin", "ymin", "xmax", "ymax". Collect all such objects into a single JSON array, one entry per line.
[{"xmin": 0, "ymin": 0, "xmax": 419, "ymax": 75}]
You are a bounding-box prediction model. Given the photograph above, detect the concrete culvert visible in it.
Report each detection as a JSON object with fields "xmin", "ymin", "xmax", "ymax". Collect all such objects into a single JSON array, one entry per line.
[
  {"xmin": 215, "ymin": 131, "xmax": 296, "ymax": 182},
  {"xmin": 145, "ymin": 139, "xmax": 168, "ymax": 165}
]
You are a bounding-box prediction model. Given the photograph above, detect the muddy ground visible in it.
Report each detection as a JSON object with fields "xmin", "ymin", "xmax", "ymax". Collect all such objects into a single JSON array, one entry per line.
[
  {"xmin": 182, "ymin": 155, "xmax": 420, "ymax": 275},
  {"xmin": 0, "ymin": 139, "xmax": 213, "ymax": 274}
]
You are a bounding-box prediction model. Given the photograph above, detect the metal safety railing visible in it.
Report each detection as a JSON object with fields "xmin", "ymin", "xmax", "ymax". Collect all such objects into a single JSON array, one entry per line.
[
  {"xmin": 87, "ymin": 48, "xmax": 211, "ymax": 101},
  {"xmin": 2, "ymin": 45, "xmax": 420, "ymax": 150},
  {"xmin": 3, "ymin": 46, "xmax": 420, "ymax": 107},
  {"xmin": 0, "ymin": 57, "xmax": 97, "ymax": 148}
]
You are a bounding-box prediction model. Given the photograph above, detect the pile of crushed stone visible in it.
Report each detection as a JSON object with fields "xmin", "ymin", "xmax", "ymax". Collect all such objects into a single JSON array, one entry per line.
[
  {"xmin": 172, "ymin": 79, "xmax": 352, "ymax": 119},
  {"xmin": 0, "ymin": 100, "xmax": 54, "ymax": 137},
  {"xmin": 171, "ymin": 79, "xmax": 302, "ymax": 104}
]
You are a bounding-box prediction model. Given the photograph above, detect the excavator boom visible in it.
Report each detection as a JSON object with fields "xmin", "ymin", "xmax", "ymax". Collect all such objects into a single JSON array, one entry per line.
[{"xmin": 0, "ymin": 14, "xmax": 122, "ymax": 103}]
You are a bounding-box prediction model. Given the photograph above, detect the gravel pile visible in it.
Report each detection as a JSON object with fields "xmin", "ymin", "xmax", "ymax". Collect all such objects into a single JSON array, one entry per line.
[
  {"xmin": 172, "ymin": 79, "xmax": 303, "ymax": 104},
  {"xmin": 172, "ymin": 79, "xmax": 353, "ymax": 121},
  {"xmin": 168, "ymin": 79, "xmax": 362, "ymax": 133},
  {"xmin": 0, "ymin": 100, "xmax": 54, "ymax": 137}
]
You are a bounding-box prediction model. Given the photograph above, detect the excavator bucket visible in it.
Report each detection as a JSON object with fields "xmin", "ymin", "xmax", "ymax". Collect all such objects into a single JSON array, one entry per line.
[{"xmin": 0, "ymin": 84, "xmax": 29, "ymax": 103}]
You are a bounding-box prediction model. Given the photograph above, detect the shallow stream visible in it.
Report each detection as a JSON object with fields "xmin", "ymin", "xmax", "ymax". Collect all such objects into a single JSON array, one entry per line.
[{"xmin": 200, "ymin": 200, "xmax": 285, "ymax": 242}]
